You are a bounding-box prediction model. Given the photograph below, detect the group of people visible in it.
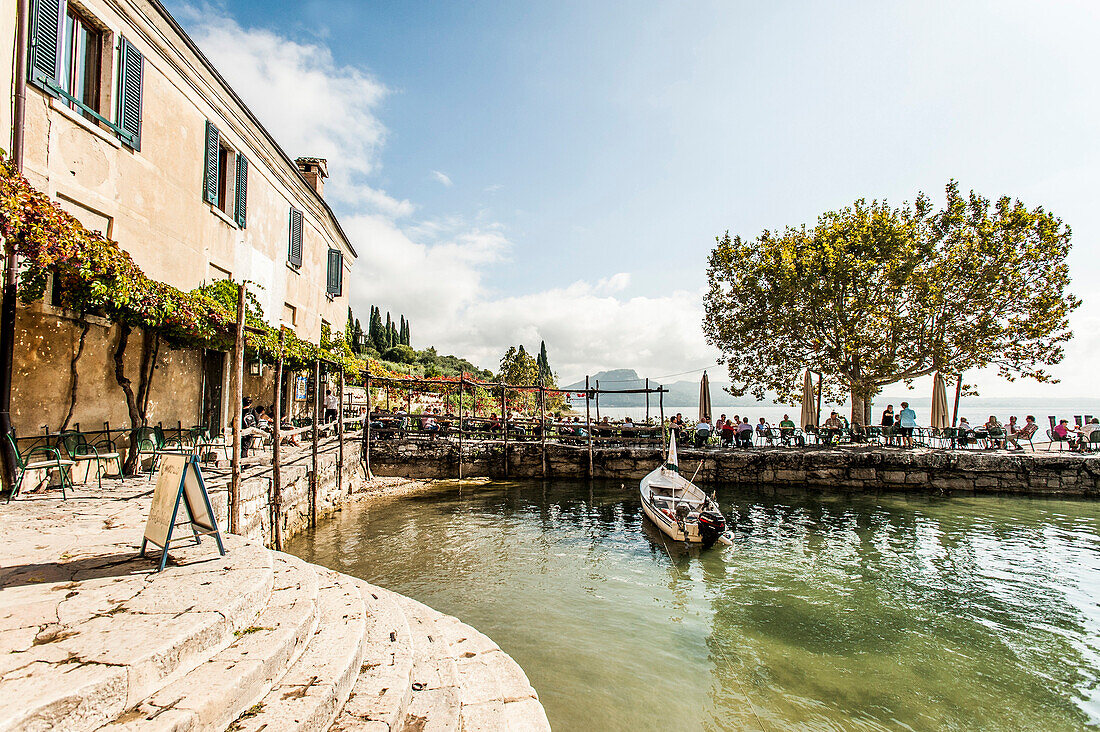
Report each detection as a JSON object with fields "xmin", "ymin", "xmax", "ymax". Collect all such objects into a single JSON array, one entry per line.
[
  {"xmin": 239, "ymin": 388, "xmax": 344, "ymax": 455},
  {"xmin": 671, "ymin": 413, "xmax": 808, "ymax": 448}
]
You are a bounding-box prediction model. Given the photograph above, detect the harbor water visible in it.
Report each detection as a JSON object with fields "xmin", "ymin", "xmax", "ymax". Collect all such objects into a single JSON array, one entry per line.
[{"xmin": 287, "ymin": 481, "xmax": 1100, "ymax": 731}]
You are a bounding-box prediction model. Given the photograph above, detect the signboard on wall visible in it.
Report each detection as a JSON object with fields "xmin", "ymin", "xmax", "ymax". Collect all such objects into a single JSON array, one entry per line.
[{"xmin": 295, "ymin": 374, "xmax": 308, "ymax": 401}]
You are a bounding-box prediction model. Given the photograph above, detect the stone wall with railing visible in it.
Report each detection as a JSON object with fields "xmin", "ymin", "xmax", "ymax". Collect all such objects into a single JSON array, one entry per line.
[{"xmin": 366, "ymin": 438, "xmax": 1100, "ymax": 496}]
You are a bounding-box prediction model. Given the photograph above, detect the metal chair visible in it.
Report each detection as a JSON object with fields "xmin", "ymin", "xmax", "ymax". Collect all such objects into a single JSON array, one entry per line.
[
  {"xmin": 6, "ymin": 434, "xmax": 74, "ymax": 502},
  {"xmin": 58, "ymin": 430, "xmax": 122, "ymax": 489}
]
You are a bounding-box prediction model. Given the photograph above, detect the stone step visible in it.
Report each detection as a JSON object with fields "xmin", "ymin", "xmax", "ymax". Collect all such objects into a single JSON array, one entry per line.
[
  {"xmin": 394, "ymin": 597, "xmax": 549, "ymax": 732},
  {"xmin": 228, "ymin": 568, "xmax": 367, "ymax": 732},
  {"xmin": 385, "ymin": 590, "xmax": 462, "ymax": 732},
  {"xmin": 328, "ymin": 579, "xmax": 416, "ymax": 732},
  {"xmin": 98, "ymin": 550, "xmax": 321, "ymax": 731},
  {"xmin": 0, "ymin": 538, "xmax": 274, "ymax": 732}
]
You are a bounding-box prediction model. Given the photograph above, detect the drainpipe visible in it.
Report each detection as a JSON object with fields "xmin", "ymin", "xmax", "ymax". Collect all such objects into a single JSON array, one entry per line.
[{"xmin": 1, "ymin": 0, "xmax": 30, "ymax": 490}]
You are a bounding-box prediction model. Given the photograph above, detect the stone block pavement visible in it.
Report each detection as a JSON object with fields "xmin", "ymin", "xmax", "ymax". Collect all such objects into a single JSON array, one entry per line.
[{"xmin": 0, "ymin": 475, "xmax": 550, "ymax": 731}]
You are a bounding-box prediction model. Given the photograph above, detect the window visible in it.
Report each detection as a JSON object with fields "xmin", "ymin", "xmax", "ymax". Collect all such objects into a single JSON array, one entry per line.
[
  {"xmin": 326, "ymin": 249, "xmax": 343, "ymax": 297},
  {"xmin": 287, "ymin": 208, "xmax": 303, "ymax": 268},
  {"xmin": 26, "ymin": 0, "xmax": 142, "ymax": 148},
  {"xmin": 60, "ymin": 4, "xmax": 102, "ymax": 122},
  {"xmin": 202, "ymin": 121, "xmax": 248, "ymax": 226},
  {"xmin": 283, "ymin": 303, "xmax": 297, "ymax": 326}
]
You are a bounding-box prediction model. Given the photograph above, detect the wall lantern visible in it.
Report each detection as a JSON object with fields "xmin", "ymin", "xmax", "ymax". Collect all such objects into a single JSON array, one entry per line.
[{"xmin": 249, "ymin": 360, "xmax": 261, "ymax": 377}]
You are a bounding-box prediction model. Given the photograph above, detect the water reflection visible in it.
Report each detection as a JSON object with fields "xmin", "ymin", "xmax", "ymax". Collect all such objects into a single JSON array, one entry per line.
[{"xmin": 287, "ymin": 481, "xmax": 1100, "ymax": 731}]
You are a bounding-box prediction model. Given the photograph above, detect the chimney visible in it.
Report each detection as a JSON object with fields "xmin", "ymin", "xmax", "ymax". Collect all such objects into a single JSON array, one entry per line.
[{"xmin": 295, "ymin": 157, "xmax": 329, "ymax": 197}]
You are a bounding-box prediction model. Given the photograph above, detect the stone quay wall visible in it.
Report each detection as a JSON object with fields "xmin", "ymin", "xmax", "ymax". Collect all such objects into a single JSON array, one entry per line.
[
  {"xmin": 366, "ymin": 438, "xmax": 1100, "ymax": 496},
  {"xmin": 205, "ymin": 437, "xmax": 366, "ymax": 547}
]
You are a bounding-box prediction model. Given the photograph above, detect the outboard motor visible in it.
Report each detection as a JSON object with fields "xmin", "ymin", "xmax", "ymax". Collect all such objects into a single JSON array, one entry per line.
[{"xmin": 697, "ymin": 510, "xmax": 726, "ymax": 548}]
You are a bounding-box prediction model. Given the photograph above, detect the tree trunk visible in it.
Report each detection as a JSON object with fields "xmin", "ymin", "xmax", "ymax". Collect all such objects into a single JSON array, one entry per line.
[
  {"xmin": 851, "ymin": 391, "xmax": 866, "ymax": 425},
  {"xmin": 113, "ymin": 325, "xmax": 158, "ymax": 474},
  {"xmin": 60, "ymin": 319, "xmax": 91, "ymax": 432}
]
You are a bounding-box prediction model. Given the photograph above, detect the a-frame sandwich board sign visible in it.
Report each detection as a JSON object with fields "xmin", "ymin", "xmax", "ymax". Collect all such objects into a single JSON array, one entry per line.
[{"xmin": 141, "ymin": 453, "xmax": 227, "ymax": 571}]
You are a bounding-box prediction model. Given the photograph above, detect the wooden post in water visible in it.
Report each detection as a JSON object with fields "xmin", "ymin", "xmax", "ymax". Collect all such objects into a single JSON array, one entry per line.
[
  {"xmin": 659, "ymin": 386, "xmax": 666, "ymax": 460},
  {"xmin": 457, "ymin": 377, "xmax": 464, "ymax": 479},
  {"xmin": 952, "ymin": 374, "xmax": 962, "ymax": 428},
  {"xmin": 595, "ymin": 380, "xmax": 600, "ymax": 422},
  {"xmin": 310, "ymin": 358, "xmax": 320, "ymax": 528},
  {"xmin": 586, "ymin": 376, "xmax": 593, "ymax": 478},
  {"xmin": 364, "ymin": 369, "xmax": 374, "ymax": 479},
  {"xmin": 229, "ymin": 283, "xmax": 245, "ymax": 535},
  {"xmin": 271, "ymin": 328, "xmax": 284, "ymax": 551},
  {"xmin": 539, "ymin": 379, "xmax": 547, "ymax": 479},
  {"xmin": 337, "ymin": 369, "xmax": 345, "ymax": 493},
  {"xmin": 501, "ymin": 385, "xmax": 508, "ymax": 478},
  {"xmin": 645, "ymin": 377, "xmax": 650, "ymax": 423}
]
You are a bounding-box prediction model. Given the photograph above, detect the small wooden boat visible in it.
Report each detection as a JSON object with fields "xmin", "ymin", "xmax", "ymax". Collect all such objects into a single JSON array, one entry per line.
[{"xmin": 640, "ymin": 435, "xmax": 733, "ymax": 548}]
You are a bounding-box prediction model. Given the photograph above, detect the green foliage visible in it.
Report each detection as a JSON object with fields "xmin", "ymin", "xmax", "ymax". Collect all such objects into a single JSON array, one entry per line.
[
  {"xmin": 382, "ymin": 344, "xmax": 416, "ymax": 363},
  {"xmin": 703, "ymin": 182, "xmax": 1079, "ymax": 419}
]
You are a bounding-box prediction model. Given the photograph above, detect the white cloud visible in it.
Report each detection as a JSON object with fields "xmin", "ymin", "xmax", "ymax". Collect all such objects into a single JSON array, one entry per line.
[{"xmin": 431, "ymin": 170, "xmax": 453, "ymax": 187}]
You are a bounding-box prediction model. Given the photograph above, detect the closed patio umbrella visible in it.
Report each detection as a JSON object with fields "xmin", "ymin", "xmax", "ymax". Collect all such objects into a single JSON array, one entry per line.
[
  {"xmin": 698, "ymin": 371, "xmax": 713, "ymax": 424},
  {"xmin": 800, "ymin": 370, "xmax": 817, "ymax": 429},
  {"xmin": 931, "ymin": 372, "xmax": 949, "ymax": 430}
]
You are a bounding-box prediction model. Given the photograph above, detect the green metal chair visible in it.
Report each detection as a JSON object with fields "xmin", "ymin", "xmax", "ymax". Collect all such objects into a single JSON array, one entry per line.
[
  {"xmin": 6, "ymin": 434, "xmax": 74, "ymax": 502},
  {"xmin": 58, "ymin": 430, "xmax": 122, "ymax": 490}
]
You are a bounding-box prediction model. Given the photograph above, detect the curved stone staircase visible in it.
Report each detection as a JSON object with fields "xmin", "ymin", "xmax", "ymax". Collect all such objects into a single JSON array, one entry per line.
[{"xmin": 0, "ymin": 492, "xmax": 550, "ymax": 732}]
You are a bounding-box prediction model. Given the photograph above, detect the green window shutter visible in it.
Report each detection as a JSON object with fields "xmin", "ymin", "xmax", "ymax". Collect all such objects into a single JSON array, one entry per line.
[
  {"xmin": 116, "ymin": 37, "xmax": 144, "ymax": 150},
  {"xmin": 235, "ymin": 155, "xmax": 248, "ymax": 227},
  {"xmin": 28, "ymin": 0, "xmax": 64, "ymax": 88},
  {"xmin": 326, "ymin": 249, "xmax": 343, "ymax": 296},
  {"xmin": 288, "ymin": 208, "xmax": 303, "ymax": 268},
  {"xmin": 202, "ymin": 121, "xmax": 219, "ymax": 205}
]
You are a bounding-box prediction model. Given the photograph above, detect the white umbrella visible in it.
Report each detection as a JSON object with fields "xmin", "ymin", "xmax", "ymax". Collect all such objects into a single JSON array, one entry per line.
[
  {"xmin": 800, "ymin": 370, "xmax": 817, "ymax": 429},
  {"xmin": 931, "ymin": 372, "xmax": 949, "ymax": 430},
  {"xmin": 699, "ymin": 371, "xmax": 712, "ymax": 424}
]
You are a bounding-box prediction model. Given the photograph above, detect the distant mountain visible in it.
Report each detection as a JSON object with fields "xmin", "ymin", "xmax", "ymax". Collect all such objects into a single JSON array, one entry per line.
[{"xmin": 562, "ymin": 369, "xmax": 785, "ymax": 408}]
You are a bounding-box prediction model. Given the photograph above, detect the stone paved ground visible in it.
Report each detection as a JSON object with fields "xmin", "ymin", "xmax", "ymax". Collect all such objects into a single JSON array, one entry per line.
[{"xmin": 0, "ymin": 470, "xmax": 550, "ymax": 731}]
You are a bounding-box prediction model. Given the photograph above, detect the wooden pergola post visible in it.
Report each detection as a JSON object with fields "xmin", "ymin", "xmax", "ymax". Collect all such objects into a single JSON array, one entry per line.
[
  {"xmin": 539, "ymin": 380, "xmax": 547, "ymax": 479},
  {"xmin": 586, "ymin": 376, "xmax": 593, "ymax": 478},
  {"xmin": 952, "ymin": 374, "xmax": 962, "ymax": 428},
  {"xmin": 271, "ymin": 328, "xmax": 284, "ymax": 550},
  {"xmin": 364, "ymin": 369, "xmax": 374, "ymax": 480},
  {"xmin": 595, "ymin": 380, "xmax": 600, "ymax": 422},
  {"xmin": 645, "ymin": 377, "xmax": 650, "ymax": 423},
  {"xmin": 501, "ymin": 385, "xmax": 508, "ymax": 478},
  {"xmin": 337, "ymin": 369, "xmax": 345, "ymax": 494},
  {"xmin": 457, "ymin": 377, "xmax": 464, "ymax": 480},
  {"xmin": 310, "ymin": 358, "xmax": 320, "ymax": 528},
  {"xmin": 229, "ymin": 283, "xmax": 245, "ymax": 535}
]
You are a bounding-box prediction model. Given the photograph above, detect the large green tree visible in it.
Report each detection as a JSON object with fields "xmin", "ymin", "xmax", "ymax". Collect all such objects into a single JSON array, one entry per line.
[{"xmin": 703, "ymin": 182, "xmax": 1078, "ymax": 423}]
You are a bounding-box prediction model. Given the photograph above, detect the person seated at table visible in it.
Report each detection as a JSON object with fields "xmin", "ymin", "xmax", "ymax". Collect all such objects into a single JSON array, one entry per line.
[
  {"xmin": 693, "ymin": 419, "xmax": 711, "ymax": 447},
  {"xmin": 1007, "ymin": 416, "xmax": 1038, "ymax": 450},
  {"xmin": 983, "ymin": 416, "xmax": 1004, "ymax": 448},
  {"xmin": 1006, "ymin": 415, "xmax": 1019, "ymax": 439},
  {"xmin": 255, "ymin": 405, "xmax": 273, "ymax": 430},
  {"xmin": 778, "ymin": 414, "xmax": 804, "ymax": 446},
  {"xmin": 822, "ymin": 411, "xmax": 842, "ymax": 444},
  {"xmin": 422, "ymin": 411, "xmax": 439, "ymax": 436},
  {"xmin": 717, "ymin": 414, "xmax": 727, "ymax": 432},
  {"xmin": 1052, "ymin": 418, "xmax": 1072, "ymax": 446},
  {"xmin": 624, "ymin": 416, "xmax": 634, "ymax": 426},
  {"xmin": 755, "ymin": 418, "xmax": 771, "ymax": 445},
  {"xmin": 736, "ymin": 418, "xmax": 754, "ymax": 448},
  {"xmin": 509, "ymin": 410, "xmax": 526, "ymax": 436},
  {"xmin": 956, "ymin": 417, "xmax": 974, "ymax": 447},
  {"xmin": 240, "ymin": 397, "xmax": 268, "ymax": 457},
  {"xmin": 279, "ymin": 417, "xmax": 301, "ymax": 446},
  {"xmin": 720, "ymin": 419, "xmax": 736, "ymax": 447},
  {"xmin": 489, "ymin": 412, "xmax": 502, "ymax": 431},
  {"xmin": 849, "ymin": 421, "xmax": 866, "ymax": 443},
  {"xmin": 1072, "ymin": 418, "xmax": 1100, "ymax": 451}
]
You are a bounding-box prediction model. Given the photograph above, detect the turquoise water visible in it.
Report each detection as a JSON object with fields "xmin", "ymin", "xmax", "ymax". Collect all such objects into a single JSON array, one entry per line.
[{"xmin": 287, "ymin": 482, "xmax": 1100, "ymax": 730}]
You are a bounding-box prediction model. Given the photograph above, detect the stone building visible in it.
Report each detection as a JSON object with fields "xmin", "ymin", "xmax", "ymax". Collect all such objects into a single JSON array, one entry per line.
[{"xmin": 0, "ymin": 0, "xmax": 357, "ymax": 437}]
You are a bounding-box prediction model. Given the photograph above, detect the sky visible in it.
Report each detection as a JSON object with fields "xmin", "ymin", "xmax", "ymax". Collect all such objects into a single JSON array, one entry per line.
[{"xmin": 166, "ymin": 0, "xmax": 1099, "ymax": 399}]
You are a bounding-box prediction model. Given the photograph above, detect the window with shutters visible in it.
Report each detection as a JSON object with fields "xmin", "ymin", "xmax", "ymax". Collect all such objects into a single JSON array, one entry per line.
[
  {"xmin": 27, "ymin": 1, "xmax": 142, "ymax": 148},
  {"xmin": 201, "ymin": 120, "xmax": 247, "ymax": 226},
  {"xmin": 326, "ymin": 249, "xmax": 343, "ymax": 297},
  {"xmin": 287, "ymin": 208, "xmax": 304, "ymax": 269}
]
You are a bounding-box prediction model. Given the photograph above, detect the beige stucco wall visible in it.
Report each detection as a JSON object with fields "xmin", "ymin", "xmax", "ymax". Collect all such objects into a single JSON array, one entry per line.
[
  {"xmin": 13, "ymin": 303, "xmax": 202, "ymax": 438},
  {"xmin": 1, "ymin": 0, "xmax": 359, "ymax": 438}
]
